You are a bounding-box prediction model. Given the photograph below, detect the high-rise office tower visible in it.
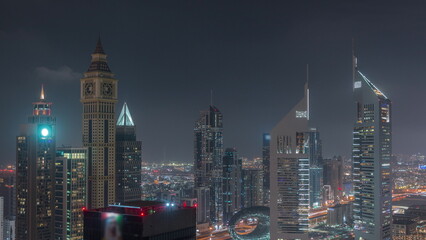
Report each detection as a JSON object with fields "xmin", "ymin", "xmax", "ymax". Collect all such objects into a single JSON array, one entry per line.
[
  {"xmin": 262, "ymin": 133, "xmax": 270, "ymax": 205},
  {"xmin": 194, "ymin": 105, "xmax": 223, "ymax": 224},
  {"xmin": 270, "ymin": 83, "xmax": 311, "ymax": 240},
  {"xmin": 0, "ymin": 197, "xmax": 4, "ymax": 240},
  {"xmin": 352, "ymin": 57, "xmax": 392, "ymax": 240},
  {"xmin": 222, "ymin": 148, "xmax": 242, "ymax": 224},
  {"xmin": 0, "ymin": 167, "xmax": 16, "ymax": 240},
  {"xmin": 81, "ymin": 38, "xmax": 118, "ymax": 209},
  {"xmin": 55, "ymin": 147, "xmax": 88, "ymax": 240},
  {"xmin": 194, "ymin": 187, "xmax": 210, "ymax": 225},
  {"xmin": 0, "ymin": 167, "xmax": 16, "ymax": 220},
  {"xmin": 307, "ymin": 129, "xmax": 323, "ymax": 208},
  {"xmin": 323, "ymin": 156, "xmax": 343, "ymax": 203},
  {"xmin": 16, "ymin": 86, "xmax": 56, "ymax": 240},
  {"xmin": 242, "ymin": 169, "xmax": 263, "ymax": 208},
  {"xmin": 116, "ymin": 102, "xmax": 142, "ymax": 203}
]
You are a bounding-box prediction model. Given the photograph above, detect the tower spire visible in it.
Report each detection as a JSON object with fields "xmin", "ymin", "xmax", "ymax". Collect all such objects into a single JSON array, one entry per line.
[
  {"xmin": 352, "ymin": 38, "xmax": 357, "ymax": 82},
  {"xmin": 306, "ymin": 64, "xmax": 310, "ymax": 121},
  {"xmin": 87, "ymin": 36, "xmax": 111, "ymax": 73},
  {"xmin": 40, "ymin": 84, "xmax": 45, "ymax": 100},
  {"xmin": 306, "ymin": 64, "xmax": 309, "ymax": 85},
  {"xmin": 93, "ymin": 35, "xmax": 105, "ymax": 54}
]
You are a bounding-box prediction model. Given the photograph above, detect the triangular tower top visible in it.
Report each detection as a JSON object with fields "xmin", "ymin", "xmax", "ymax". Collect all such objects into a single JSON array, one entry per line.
[
  {"xmin": 356, "ymin": 70, "xmax": 388, "ymax": 100},
  {"xmin": 87, "ymin": 37, "xmax": 111, "ymax": 73},
  {"xmin": 117, "ymin": 102, "xmax": 135, "ymax": 126},
  {"xmin": 93, "ymin": 36, "xmax": 105, "ymax": 54}
]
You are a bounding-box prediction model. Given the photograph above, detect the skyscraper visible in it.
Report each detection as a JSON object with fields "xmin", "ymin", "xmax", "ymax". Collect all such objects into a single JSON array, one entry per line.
[
  {"xmin": 270, "ymin": 83, "xmax": 310, "ymax": 240},
  {"xmin": 352, "ymin": 57, "xmax": 392, "ymax": 240},
  {"xmin": 194, "ymin": 187, "xmax": 210, "ymax": 225},
  {"xmin": 0, "ymin": 167, "xmax": 15, "ymax": 221},
  {"xmin": 323, "ymin": 156, "xmax": 343, "ymax": 203},
  {"xmin": 116, "ymin": 102, "xmax": 142, "ymax": 203},
  {"xmin": 222, "ymin": 148, "xmax": 242, "ymax": 224},
  {"xmin": 242, "ymin": 168, "xmax": 263, "ymax": 208},
  {"xmin": 16, "ymin": 86, "xmax": 56, "ymax": 240},
  {"xmin": 55, "ymin": 147, "xmax": 88, "ymax": 240},
  {"xmin": 262, "ymin": 133, "xmax": 270, "ymax": 205},
  {"xmin": 307, "ymin": 129, "xmax": 323, "ymax": 208},
  {"xmin": 0, "ymin": 197, "xmax": 4, "ymax": 240},
  {"xmin": 194, "ymin": 105, "xmax": 223, "ymax": 224},
  {"xmin": 81, "ymin": 38, "xmax": 118, "ymax": 209}
]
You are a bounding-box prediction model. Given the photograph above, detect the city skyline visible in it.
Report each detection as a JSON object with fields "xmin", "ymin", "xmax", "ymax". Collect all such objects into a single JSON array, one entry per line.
[
  {"xmin": 4, "ymin": 1, "xmax": 426, "ymax": 240},
  {"xmin": 2, "ymin": 1, "xmax": 426, "ymax": 164}
]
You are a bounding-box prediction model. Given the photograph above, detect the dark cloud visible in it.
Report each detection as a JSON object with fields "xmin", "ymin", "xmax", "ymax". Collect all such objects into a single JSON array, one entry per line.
[{"xmin": 35, "ymin": 66, "xmax": 81, "ymax": 83}]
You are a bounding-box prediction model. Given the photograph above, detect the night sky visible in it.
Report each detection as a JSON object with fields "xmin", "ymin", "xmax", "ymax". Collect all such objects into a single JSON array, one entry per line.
[{"xmin": 1, "ymin": 0, "xmax": 426, "ymax": 164}]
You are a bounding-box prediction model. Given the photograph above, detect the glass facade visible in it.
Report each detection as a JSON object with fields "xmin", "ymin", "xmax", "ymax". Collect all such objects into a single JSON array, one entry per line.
[
  {"xmin": 16, "ymin": 90, "xmax": 56, "ymax": 240},
  {"xmin": 222, "ymin": 148, "xmax": 242, "ymax": 225},
  {"xmin": 262, "ymin": 133, "xmax": 270, "ymax": 205},
  {"xmin": 115, "ymin": 103, "xmax": 142, "ymax": 204},
  {"xmin": 270, "ymin": 83, "xmax": 312, "ymax": 240},
  {"xmin": 55, "ymin": 148, "xmax": 87, "ymax": 240},
  {"xmin": 194, "ymin": 105, "xmax": 223, "ymax": 224},
  {"xmin": 353, "ymin": 69, "xmax": 392, "ymax": 240}
]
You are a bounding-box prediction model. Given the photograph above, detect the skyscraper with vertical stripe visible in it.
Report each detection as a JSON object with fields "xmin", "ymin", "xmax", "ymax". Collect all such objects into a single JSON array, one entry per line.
[
  {"xmin": 352, "ymin": 56, "xmax": 392, "ymax": 240},
  {"xmin": 81, "ymin": 38, "xmax": 118, "ymax": 209},
  {"xmin": 270, "ymin": 83, "xmax": 310, "ymax": 240},
  {"xmin": 194, "ymin": 105, "xmax": 224, "ymax": 224}
]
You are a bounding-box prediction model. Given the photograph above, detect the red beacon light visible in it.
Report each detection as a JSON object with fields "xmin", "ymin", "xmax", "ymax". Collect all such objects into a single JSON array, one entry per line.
[
  {"xmin": 140, "ymin": 212, "xmax": 145, "ymax": 216},
  {"xmin": 194, "ymin": 203, "xmax": 198, "ymax": 208},
  {"xmin": 82, "ymin": 207, "xmax": 87, "ymax": 211}
]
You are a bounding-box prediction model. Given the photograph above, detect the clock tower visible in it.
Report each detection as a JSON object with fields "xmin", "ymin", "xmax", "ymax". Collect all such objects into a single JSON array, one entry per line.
[{"xmin": 81, "ymin": 38, "xmax": 118, "ymax": 209}]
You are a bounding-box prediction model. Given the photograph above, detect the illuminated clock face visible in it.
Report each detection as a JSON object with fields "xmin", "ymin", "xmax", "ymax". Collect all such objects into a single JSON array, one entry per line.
[
  {"xmin": 84, "ymin": 82, "xmax": 94, "ymax": 96},
  {"xmin": 41, "ymin": 128, "xmax": 49, "ymax": 137},
  {"xmin": 102, "ymin": 83, "xmax": 113, "ymax": 97}
]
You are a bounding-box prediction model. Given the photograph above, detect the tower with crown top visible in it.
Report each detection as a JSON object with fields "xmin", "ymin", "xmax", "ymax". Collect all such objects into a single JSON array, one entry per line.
[
  {"xmin": 16, "ymin": 86, "xmax": 56, "ymax": 240},
  {"xmin": 81, "ymin": 38, "xmax": 118, "ymax": 209},
  {"xmin": 115, "ymin": 102, "xmax": 142, "ymax": 203}
]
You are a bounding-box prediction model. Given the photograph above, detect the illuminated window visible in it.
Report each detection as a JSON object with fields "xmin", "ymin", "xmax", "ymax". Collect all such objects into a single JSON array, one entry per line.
[{"xmin": 296, "ymin": 111, "xmax": 307, "ymax": 118}]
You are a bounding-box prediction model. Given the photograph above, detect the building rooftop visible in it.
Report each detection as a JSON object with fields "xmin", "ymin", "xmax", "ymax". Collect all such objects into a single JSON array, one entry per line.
[
  {"xmin": 86, "ymin": 200, "xmax": 194, "ymax": 217},
  {"xmin": 393, "ymin": 219, "xmax": 416, "ymax": 225},
  {"xmin": 393, "ymin": 196, "xmax": 426, "ymax": 208},
  {"xmin": 114, "ymin": 200, "xmax": 165, "ymax": 208}
]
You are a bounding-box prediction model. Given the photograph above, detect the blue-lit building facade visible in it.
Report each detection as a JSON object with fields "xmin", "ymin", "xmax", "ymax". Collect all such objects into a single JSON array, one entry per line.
[
  {"xmin": 222, "ymin": 148, "xmax": 242, "ymax": 225},
  {"xmin": 307, "ymin": 129, "xmax": 323, "ymax": 208}
]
